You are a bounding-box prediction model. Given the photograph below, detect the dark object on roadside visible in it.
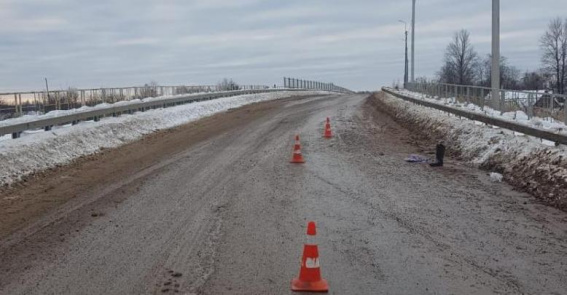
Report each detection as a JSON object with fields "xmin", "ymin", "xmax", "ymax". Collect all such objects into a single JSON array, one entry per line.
[{"xmin": 430, "ymin": 142, "xmax": 446, "ymax": 167}]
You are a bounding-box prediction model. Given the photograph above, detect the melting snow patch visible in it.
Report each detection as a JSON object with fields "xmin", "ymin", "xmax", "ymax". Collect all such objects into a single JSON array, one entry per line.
[{"xmin": 490, "ymin": 172, "xmax": 503, "ymax": 183}]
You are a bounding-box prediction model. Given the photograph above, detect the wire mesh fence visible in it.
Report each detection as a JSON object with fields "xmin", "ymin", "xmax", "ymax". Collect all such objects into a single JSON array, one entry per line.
[
  {"xmin": 283, "ymin": 77, "xmax": 352, "ymax": 93},
  {"xmin": 405, "ymin": 82, "xmax": 567, "ymax": 124},
  {"xmin": 0, "ymin": 84, "xmax": 270, "ymax": 120}
]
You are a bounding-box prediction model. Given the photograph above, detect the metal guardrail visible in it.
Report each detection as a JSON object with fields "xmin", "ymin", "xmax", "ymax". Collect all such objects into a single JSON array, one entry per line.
[
  {"xmin": 283, "ymin": 77, "xmax": 352, "ymax": 93},
  {"xmin": 0, "ymin": 89, "xmax": 306, "ymax": 139},
  {"xmin": 405, "ymin": 82, "xmax": 567, "ymax": 124},
  {"xmin": 0, "ymin": 84, "xmax": 270, "ymax": 120},
  {"xmin": 383, "ymin": 87, "xmax": 567, "ymax": 145}
]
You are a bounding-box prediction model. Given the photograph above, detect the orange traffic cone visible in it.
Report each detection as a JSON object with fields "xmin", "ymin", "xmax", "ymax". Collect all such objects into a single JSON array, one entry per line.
[
  {"xmin": 324, "ymin": 118, "xmax": 332, "ymax": 138},
  {"xmin": 291, "ymin": 135, "xmax": 306, "ymax": 164},
  {"xmin": 291, "ymin": 221, "xmax": 329, "ymax": 293}
]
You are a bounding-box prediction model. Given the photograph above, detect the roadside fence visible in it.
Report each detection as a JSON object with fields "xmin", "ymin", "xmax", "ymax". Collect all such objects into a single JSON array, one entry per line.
[
  {"xmin": 405, "ymin": 82, "xmax": 567, "ymax": 124},
  {"xmin": 0, "ymin": 88, "xmax": 304, "ymax": 139},
  {"xmin": 283, "ymin": 77, "xmax": 352, "ymax": 94},
  {"xmin": 0, "ymin": 84, "xmax": 270, "ymax": 120}
]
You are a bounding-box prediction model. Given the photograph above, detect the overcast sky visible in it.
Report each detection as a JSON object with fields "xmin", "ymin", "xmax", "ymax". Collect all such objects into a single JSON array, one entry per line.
[{"xmin": 1, "ymin": 0, "xmax": 566, "ymax": 92}]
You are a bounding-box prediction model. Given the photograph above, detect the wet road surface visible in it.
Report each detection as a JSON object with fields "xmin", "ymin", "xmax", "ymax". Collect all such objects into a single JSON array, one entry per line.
[{"xmin": 1, "ymin": 93, "xmax": 566, "ymax": 295}]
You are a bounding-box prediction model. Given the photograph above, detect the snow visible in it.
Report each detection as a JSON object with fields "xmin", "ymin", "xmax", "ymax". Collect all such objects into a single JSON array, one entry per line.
[
  {"xmin": 0, "ymin": 90, "xmax": 281, "ymax": 128},
  {"xmin": 0, "ymin": 91, "xmax": 328, "ymax": 186},
  {"xmin": 490, "ymin": 172, "xmax": 503, "ymax": 183},
  {"xmin": 395, "ymin": 89, "xmax": 567, "ymax": 136}
]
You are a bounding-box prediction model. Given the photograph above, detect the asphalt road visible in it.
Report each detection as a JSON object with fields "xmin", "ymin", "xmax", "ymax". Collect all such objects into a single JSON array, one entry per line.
[{"xmin": 1, "ymin": 93, "xmax": 566, "ymax": 295}]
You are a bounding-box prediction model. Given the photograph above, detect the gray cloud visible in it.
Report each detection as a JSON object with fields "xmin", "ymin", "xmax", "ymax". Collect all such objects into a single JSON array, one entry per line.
[{"xmin": 0, "ymin": 0, "xmax": 566, "ymax": 92}]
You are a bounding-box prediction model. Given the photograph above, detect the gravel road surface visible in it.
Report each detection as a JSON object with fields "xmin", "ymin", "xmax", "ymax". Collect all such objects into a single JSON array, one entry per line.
[{"xmin": 1, "ymin": 93, "xmax": 566, "ymax": 295}]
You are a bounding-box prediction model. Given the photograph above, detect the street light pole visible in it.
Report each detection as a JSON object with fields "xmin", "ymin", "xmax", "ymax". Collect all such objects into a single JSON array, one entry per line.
[
  {"xmin": 399, "ymin": 20, "xmax": 409, "ymax": 86},
  {"xmin": 491, "ymin": 0, "xmax": 500, "ymax": 107},
  {"xmin": 411, "ymin": 0, "xmax": 416, "ymax": 82}
]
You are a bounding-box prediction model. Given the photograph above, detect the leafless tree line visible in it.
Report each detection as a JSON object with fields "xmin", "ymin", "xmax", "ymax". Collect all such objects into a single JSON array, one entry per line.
[{"xmin": 437, "ymin": 18, "xmax": 567, "ymax": 94}]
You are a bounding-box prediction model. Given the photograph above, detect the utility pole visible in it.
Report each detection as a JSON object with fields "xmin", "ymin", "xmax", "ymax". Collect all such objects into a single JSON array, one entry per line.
[
  {"xmin": 399, "ymin": 20, "xmax": 409, "ymax": 86},
  {"xmin": 411, "ymin": 0, "xmax": 416, "ymax": 82},
  {"xmin": 491, "ymin": 0, "xmax": 500, "ymax": 107}
]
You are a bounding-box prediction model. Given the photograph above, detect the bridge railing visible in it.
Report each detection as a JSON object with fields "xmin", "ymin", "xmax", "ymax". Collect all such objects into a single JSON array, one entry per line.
[
  {"xmin": 404, "ymin": 82, "xmax": 567, "ymax": 124},
  {"xmin": 383, "ymin": 87, "xmax": 567, "ymax": 145},
  {"xmin": 0, "ymin": 88, "xmax": 305, "ymax": 139},
  {"xmin": 0, "ymin": 84, "xmax": 270, "ymax": 120},
  {"xmin": 283, "ymin": 77, "xmax": 353, "ymax": 94}
]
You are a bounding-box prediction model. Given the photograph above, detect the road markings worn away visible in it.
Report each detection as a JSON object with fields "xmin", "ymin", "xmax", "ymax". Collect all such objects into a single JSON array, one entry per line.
[{"xmin": 0, "ymin": 94, "xmax": 566, "ymax": 294}]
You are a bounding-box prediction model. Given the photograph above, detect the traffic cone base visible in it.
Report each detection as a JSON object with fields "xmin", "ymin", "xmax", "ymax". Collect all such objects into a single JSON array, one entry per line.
[
  {"xmin": 290, "ymin": 151, "xmax": 305, "ymax": 163},
  {"xmin": 324, "ymin": 126, "xmax": 332, "ymax": 138},
  {"xmin": 291, "ymin": 278, "xmax": 329, "ymax": 292}
]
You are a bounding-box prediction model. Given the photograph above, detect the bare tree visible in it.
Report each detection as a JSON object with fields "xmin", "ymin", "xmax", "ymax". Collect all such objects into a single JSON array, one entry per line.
[
  {"xmin": 140, "ymin": 81, "xmax": 159, "ymax": 98},
  {"xmin": 217, "ymin": 78, "xmax": 240, "ymax": 91},
  {"xmin": 501, "ymin": 62, "xmax": 521, "ymax": 90},
  {"xmin": 477, "ymin": 54, "xmax": 521, "ymax": 89},
  {"xmin": 438, "ymin": 30, "xmax": 479, "ymax": 85},
  {"xmin": 540, "ymin": 18, "xmax": 567, "ymax": 94},
  {"xmin": 521, "ymin": 71, "xmax": 546, "ymax": 91}
]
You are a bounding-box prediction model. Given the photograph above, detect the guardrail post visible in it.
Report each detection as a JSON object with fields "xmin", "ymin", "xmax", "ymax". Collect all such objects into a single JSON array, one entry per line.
[
  {"xmin": 81, "ymin": 90, "xmax": 86, "ymax": 106},
  {"xmin": 527, "ymin": 93, "xmax": 534, "ymax": 119},
  {"xmin": 564, "ymin": 96, "xmax": 567, "ymax": 124},
  {"xmin": 55, "ymin": 92, "xmax": 60, "ymax": 110},
  {"xmin": 500, "ymin": 90, "xmax": 506, "ymax": 116},
  {"xmin": 480, "ymin": 88, "xmax": 485, "ymax": 111},
  {"xmin": 14, "ymin": 94, "xmax": 18, "ymax": 117},
  {"xmin": 18, "ymin": 94, "xmax": 23, "ymax": 114},
  {"xmin": 550, "ymin": 94, "xmax": 555, "ymax": 120}
]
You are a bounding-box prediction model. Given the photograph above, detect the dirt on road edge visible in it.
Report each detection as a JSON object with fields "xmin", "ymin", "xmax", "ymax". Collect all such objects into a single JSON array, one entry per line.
[
  {"xmin": 0, "ymin": 95, "xmax": 319, "ymax": 241},
  {"xmin": 371, "ymin": 92, "xmax": 567, "ymax": 212}
]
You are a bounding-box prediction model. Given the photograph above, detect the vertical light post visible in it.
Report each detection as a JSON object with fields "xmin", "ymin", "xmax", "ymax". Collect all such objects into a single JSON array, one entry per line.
[
  {"xmin": 491, "ymin": 0, "xmax": 501, "ymax": 108},
  {"xmin": 411, "ymin": 0, "xmax": 416, "ymax": 82},
  {"xmin": 399, "ymin": 20, "xmax": 409, "ymax": 87}
]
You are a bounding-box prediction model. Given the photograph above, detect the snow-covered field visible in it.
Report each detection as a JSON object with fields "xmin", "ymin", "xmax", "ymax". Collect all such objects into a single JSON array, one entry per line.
[
  {"xmin": 0, "ymin": 91, "xmax": 328, "ymax": 186},
  {"xmin": 395, "ymin": 89, "xmax": 567, "ymax": 136},
  {"xmin": 379, "ymin": 92, "xmax": 567, "ymax": 210}
]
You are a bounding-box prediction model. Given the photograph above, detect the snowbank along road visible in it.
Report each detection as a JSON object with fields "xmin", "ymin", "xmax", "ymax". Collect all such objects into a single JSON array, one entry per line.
[{"xmin": 1, "ymin": 93, "xmax": 566, "ymax": 294}]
